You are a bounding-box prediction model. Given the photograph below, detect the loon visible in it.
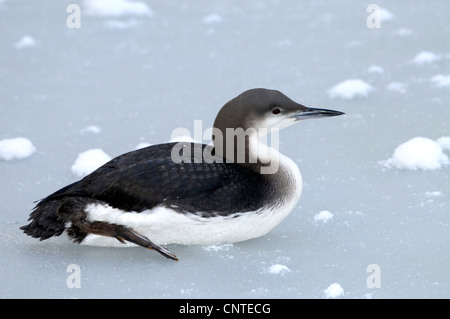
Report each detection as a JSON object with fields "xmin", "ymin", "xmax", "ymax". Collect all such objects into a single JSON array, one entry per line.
[{"xmin": 21, "ymin": 88, "xmax": 344, "ymax": 261}]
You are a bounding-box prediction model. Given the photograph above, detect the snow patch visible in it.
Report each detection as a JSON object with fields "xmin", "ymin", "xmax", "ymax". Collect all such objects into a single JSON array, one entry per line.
[
  {"xmin": 363, "ymin": 292, "xmax": 374, "ymax": 299},
  {"xmin": 382, "ymin": 137, "xmax": 449, "ymax": 170},
  {"xmin": 0, "ymin": 137, "xmax": 36, "ymax": 161},
  {"xmin": 104, "ymin": 18, "xmax": 139, "ymax": 29},
  {"xmin": 169, "ymin": 135, "xmax": 199, "ymax": 143},
  {"xmin": 15, "ymin": 35, "xmax": 36, "ymax": 49},
  {"xmin": 323, "ymin": 283, "xmax": 344, "ymax": 298},
  {"xmin": 314, "ymin": 210, "xmax": 333, "ymax": 223},
  {"xmin": 387, "ymin": 82, "xmax": 407, "ymax": 94},
  {"xmin": 80, "ymin": 125, "xmax": 102, "ymax": 134},
  {"xmin": 71, "ymin": 149, "xmax": 112, "ymax": 177},
  {"xmin": 424, "ymin": 191, "xmax": 442, "ymax": 197},
  {"xmin": 394, "ymin": 28, "xmax": 413, "ymax": 37},
  {"xmin": 411, "ymin": 51, "xmax": 441, "ymax": 65},
  {"xmin": 83, "ymin": 0, "xmax": 153, "ymax": 17},
  {"xmin": 431, "ymin": 75, "xmax": 450, "ymax": 88},
  {"xmin": 267, "ymin": 264, "xmax": 290, "ymax": 275},
  {"xmin": 327, "ymin": 79, "xmax": 373, "ymax": 99},
  {"xmin": 380, "ymin": 8, "xmax": 394, "ymax": 21},
  {"xmin": 436, "ymin": 136, "xmax": 450, "ymax": 151},
  {"xmin": 250, "ymin": 287, "xmax": 269, "ymax": 296},
  {"xmin": 346, "ymin": 210, "xmax": 364, "ymax": 217},
  {"xmin": 134, "ymin": 142, "xmax": 152, "ymax": 150},
  {"xmin": 368, "ymin": 65, "xmax": 384, "ymax": 74},
  {"xmin": 379, "ymin": 8, "xmax": 394, "ymax": 21},
  {"xmin": 203, "ymin": 14, "xmax": 223, "ymax": 24}
]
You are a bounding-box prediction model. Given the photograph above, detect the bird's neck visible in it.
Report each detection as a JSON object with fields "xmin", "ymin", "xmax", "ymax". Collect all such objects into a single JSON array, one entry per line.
[{"xmin": 212, "ymin": 127, "xmax": 281, "ymax": 175}]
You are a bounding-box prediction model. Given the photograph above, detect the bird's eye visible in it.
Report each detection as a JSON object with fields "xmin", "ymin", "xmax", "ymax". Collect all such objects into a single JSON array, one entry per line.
[{"xmin": 272, "ymin": 108, "xmax": 281, "ymax": 115}]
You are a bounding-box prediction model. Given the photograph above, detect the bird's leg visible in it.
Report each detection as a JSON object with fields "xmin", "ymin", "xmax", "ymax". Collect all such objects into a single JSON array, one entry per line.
[
  {"xmin": 88, "ymin": 221, "xmax": 178, "ymax": 261},
  {"xmin": 58, "ymin": 198, "xmax": 178, "ymax": 260}
]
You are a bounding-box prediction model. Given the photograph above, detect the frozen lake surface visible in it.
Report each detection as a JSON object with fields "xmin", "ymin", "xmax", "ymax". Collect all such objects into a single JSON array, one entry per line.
[{"xmin": 1, "ymin": 0, "xmax": 449, "ymax": 298}]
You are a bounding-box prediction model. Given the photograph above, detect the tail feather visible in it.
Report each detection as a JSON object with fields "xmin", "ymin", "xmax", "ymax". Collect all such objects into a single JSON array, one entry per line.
[
  {"xmin": 20, "ymin": 200, "xmax": 65, "ymax": 240},
  {"xmin": 21, "ymin": 181, "xmax": 84, "ymax": 240}
]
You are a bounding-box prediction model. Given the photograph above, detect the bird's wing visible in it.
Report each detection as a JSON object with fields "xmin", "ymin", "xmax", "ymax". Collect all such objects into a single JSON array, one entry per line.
[{"xmin": 71, "ymin": 142, "xmax": 266, "ymax": 214}]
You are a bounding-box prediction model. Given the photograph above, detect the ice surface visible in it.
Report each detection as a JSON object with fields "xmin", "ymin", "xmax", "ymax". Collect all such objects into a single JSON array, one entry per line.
[
  {"xmin": 327, "ymin": 79, "xmax": 373, "ymax": 99},
  {"xmin": 394, "ymin": 27, "xmax": 413, "ymax": 37},
  {"xmin": 323, "ymin": 283, "xmax": 345, "ymax": 298},
  {"xmin": 383, "ymin": 137, "xmax": 449, "ymax": 170},
  {"xmin": 1, "ymin": 0, "xmax": 450, "ymax": 299},
  {"xmin": 71, "ymin": 149, "xmax": 112, "ymax": 177},
  {"xmin": 0, "ymin": 137, "xmax": 36, "ymax": 161},
  {"xmin": 202, "ymin": 244, "xmax": 233, "ymax": 252}
]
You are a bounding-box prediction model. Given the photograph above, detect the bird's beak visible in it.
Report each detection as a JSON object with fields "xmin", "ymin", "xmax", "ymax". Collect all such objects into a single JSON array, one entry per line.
[{"xmin": 291, "ymin": 107, "xmax": 345, "ymax": 121}]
